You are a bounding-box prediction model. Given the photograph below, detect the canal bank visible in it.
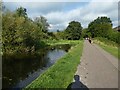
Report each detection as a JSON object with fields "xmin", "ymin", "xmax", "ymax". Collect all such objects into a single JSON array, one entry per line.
[
  {"xmin": 25, "ymin": 40, "xmax": 83, "ymax": 88},
  {"xmin": 2, "ymin": 44, "xmax": 71, "ymax": 88}
]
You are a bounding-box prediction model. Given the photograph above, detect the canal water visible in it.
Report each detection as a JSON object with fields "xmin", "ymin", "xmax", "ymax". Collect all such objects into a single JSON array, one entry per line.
[{"xmin": 2, "ymin": 44, "xmax": 71, "ymax": 88}]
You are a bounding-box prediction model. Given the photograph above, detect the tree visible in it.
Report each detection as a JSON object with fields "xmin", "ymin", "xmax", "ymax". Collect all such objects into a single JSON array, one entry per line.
[
  {"xmin": 34, "ymin": 16, "xmax": 49, "ymax": 33},
  {"xmin": 65, "ymin": 21, "xmax": 82, "ymax": 40},
  {"xmin": 16, "ymin": 7, "xmax": 27, "ymax": 18},
  {"xmin": 81, "ymin": 28, "xmax": 91, "ymax": 38},
  {"xmin": 2, "ymin": 11, "xmax": 19, "ymax": 53},
  {"xmin": 88, "ymin": 16, "xmax": 112, "ymax": 38},
  {"xmin": 2, "ymin": 7, "xmax": 48, "ymax": 54},
  {"xmin": 88, "ymin": 16, "xmax": 120, "ymax": 44},
  {"xmin": 55, "ymin": 31, "xmax": 65, "ymax": 40}
]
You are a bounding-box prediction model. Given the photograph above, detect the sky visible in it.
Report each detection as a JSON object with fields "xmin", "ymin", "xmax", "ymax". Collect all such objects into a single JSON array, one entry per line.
[{"xmin": 3, "ymin": 0, "xmax": 119, "ymax": 32}]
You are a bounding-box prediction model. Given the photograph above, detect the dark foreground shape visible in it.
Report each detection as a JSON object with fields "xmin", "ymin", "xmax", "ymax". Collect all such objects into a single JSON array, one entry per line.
[
  {"xmin": 89, "ymin": 39, "xmax": 91, "ymax": 44},
  {"xmin": 67, "ymin": 75, "xmax": 89, "ymax": 90}
]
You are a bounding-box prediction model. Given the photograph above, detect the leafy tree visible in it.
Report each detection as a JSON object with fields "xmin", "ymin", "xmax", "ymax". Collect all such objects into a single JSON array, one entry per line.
[
  {"xmin": 65, "ymin": 21, "xmax": 82, "ymax": 40},
  {"xmin": 16, "ymin": 7, "xmax": 27, "ymax": 18},
  {"xmin": 47, "ymin": 32, "xmax": 56, "ymax": 40},
  {"xmin": 81, "ymin": 28, "xmax": 91, "ymax": 38},
  {"xmin": 2, "ymin": 7, "xmax": 48, "ymax": 54},
  {"xmin": 88, "ymin": 16, "xmax": 112, "ymax": 38},
  {"xmin": 34, "ymin": 16, "xmax": 49, "ymax": 33},
  {"xmin": 55, "ymin": 31, "xmax": 66, "ymax": 40},
  {"xmin": 2, "ymin": 11, "xmax": 19, "ymax": 53},
  {"xmin": 107, "ymin": 30, "xmax": 119, "ymax": 44},
  {"xmin": 88, "ymin": 16, "xmax": 119, "ymax": 44}
]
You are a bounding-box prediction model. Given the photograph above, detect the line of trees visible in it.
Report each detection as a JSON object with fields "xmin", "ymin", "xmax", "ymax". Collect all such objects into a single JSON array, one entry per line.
[
  {"xmin": 56, "ymin": 16, "xmax": 119, "ymax": 45},
  {"xmin": 2, "ymin": 6, "xmax": 119, "ymax": 55}
]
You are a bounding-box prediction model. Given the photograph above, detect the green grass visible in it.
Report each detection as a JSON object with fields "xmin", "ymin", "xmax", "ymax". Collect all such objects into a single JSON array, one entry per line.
[
  {"xmin": 44, "ymin": 39, "xmax": 81, "ymax": 46},
  {"xmin": 94, "ymin": 38, "xmax": 119, "ymax": 59},
  {"xmin": 25, "ymin": 40, "xmax": 83, "ymax": 88}
]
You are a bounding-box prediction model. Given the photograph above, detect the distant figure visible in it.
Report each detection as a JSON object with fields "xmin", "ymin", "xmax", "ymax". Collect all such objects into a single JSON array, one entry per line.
[
  {"xmin": 89, "ymin": 39, "xmax": 91, "ymax": 43},
  {"xmin": 67, "ymin": 75, "xmax": 89, "ymax": 90},
  {"xmin": 88, "ymin": 38, "xmax": 91, "ymax": 44}
]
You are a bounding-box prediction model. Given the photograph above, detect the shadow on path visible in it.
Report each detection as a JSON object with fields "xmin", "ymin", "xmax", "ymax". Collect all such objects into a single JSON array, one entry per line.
[{"xmin": 67, "ymin": 75, "xmax": 89, "ymax": 90}]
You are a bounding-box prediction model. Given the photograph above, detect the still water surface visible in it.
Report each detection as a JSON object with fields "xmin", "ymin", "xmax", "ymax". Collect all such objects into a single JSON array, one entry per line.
[{"xmin": 2, "ymin": 44, "xmax": 71, "ymax": 88}]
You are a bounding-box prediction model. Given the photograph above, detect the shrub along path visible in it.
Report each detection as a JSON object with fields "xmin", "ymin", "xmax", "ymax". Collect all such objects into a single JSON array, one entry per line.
[{"xmin": 75, "ymin": 40, "xmax": 119, "ymax": 88}]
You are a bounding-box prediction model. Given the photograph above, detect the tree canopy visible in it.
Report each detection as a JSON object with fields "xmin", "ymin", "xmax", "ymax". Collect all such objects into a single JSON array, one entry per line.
[
  {"xmin": 34, "ymin": 16, "xmax": 49, "ymax": 33},
  {"xmin": 2, "ymin": 7, "xmax": 49, "ymax": 54},
  {"xmin": 16, "ymin": 7, "xmax": 27, "ymax": 18},
  {"xmin": 65, "ymin": 21, "xmax": 82, "ymax": 40},
  {"xmin": 88, "ymin": 16, "xmax": 119, "ymax": 44},
  {"xmin": 88, "ymin": 16, "xmax": 112, "ymax": 38}
]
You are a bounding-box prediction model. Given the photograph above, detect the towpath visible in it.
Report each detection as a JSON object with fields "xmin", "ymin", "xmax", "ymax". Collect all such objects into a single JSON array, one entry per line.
[{"xmin": 75, "ymin": 40, "xmax": 119, "ymax": 88}]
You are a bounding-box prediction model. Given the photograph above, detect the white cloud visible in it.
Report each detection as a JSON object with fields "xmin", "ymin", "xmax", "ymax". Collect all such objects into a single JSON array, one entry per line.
[
  {"xmin": 3, "ymin": 0, "xmax": 119, "ymax": 2},
  {"xmin": 4, "ymin": 2, "xmax": 63, "ymax": 14},
  {"xmin": 3, "ymin": 0, "xmax": 92, "ymax": 2},
  {"xmin": 113, "ymin": 20, "xmax": 118, "ymax": 27},
  {"xmin": 43, "ymin": 1, "xmax": 118, "ymax": 31},
  {"xmin": 91, "ymin": 0, "xmax": 119, "ymax": 2},
  {"xmin": 4, "ymin": 1, "xmax": 118, "ymax": 31},
  {"xmin": 49, "ymin": 22, "xmax": 68, "ymax": 32}
]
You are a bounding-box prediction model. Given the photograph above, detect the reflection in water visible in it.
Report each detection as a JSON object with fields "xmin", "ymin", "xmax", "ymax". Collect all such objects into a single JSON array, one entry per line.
[
  {"xmin": 46, "ymin": 49, "xmax": 66, "ymax": 67},
  {"xmin": 2, "ymin": 44, "xmax": 71, "ymax": 88}
]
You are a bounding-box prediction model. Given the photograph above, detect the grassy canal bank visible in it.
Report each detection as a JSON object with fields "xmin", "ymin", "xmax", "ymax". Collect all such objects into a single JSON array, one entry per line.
[
  {"xmin": 25, "ymin": 40, "xmax": 83, "ymax": 88},
  {"xmin": 94, "ymin": 37, "xmax": 119, "ymax": 59},
  {"xmin": 45, "ymin": 39, "xmax": 81, "ymax": 46}
]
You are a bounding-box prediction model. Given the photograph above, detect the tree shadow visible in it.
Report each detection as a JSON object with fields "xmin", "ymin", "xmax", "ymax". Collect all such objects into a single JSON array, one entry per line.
[{"xmin": 67, "ymin": 75, "xmax": 89, "ymax": 90}]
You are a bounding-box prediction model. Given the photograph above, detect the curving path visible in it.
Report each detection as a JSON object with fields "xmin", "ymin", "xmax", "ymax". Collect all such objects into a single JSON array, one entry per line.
[{"xmin": 75, "ymin": 40, "xmax": 119, "ymax": 88}]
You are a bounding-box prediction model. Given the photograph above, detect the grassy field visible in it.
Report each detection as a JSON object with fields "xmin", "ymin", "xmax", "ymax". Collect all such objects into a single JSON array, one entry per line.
[
  {"xmin": 94, "ymin": 38, "xmax": 119, "ymax": 59},
  {"xmin": 25, "ymin": 40, "xmax": 83, "ymax": 88}
]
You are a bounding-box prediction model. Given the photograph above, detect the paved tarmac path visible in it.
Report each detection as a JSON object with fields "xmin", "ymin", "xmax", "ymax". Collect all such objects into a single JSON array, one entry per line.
[{"xmin": 75, "ymin": 40, "xmax": 119, "ymax": 88}]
